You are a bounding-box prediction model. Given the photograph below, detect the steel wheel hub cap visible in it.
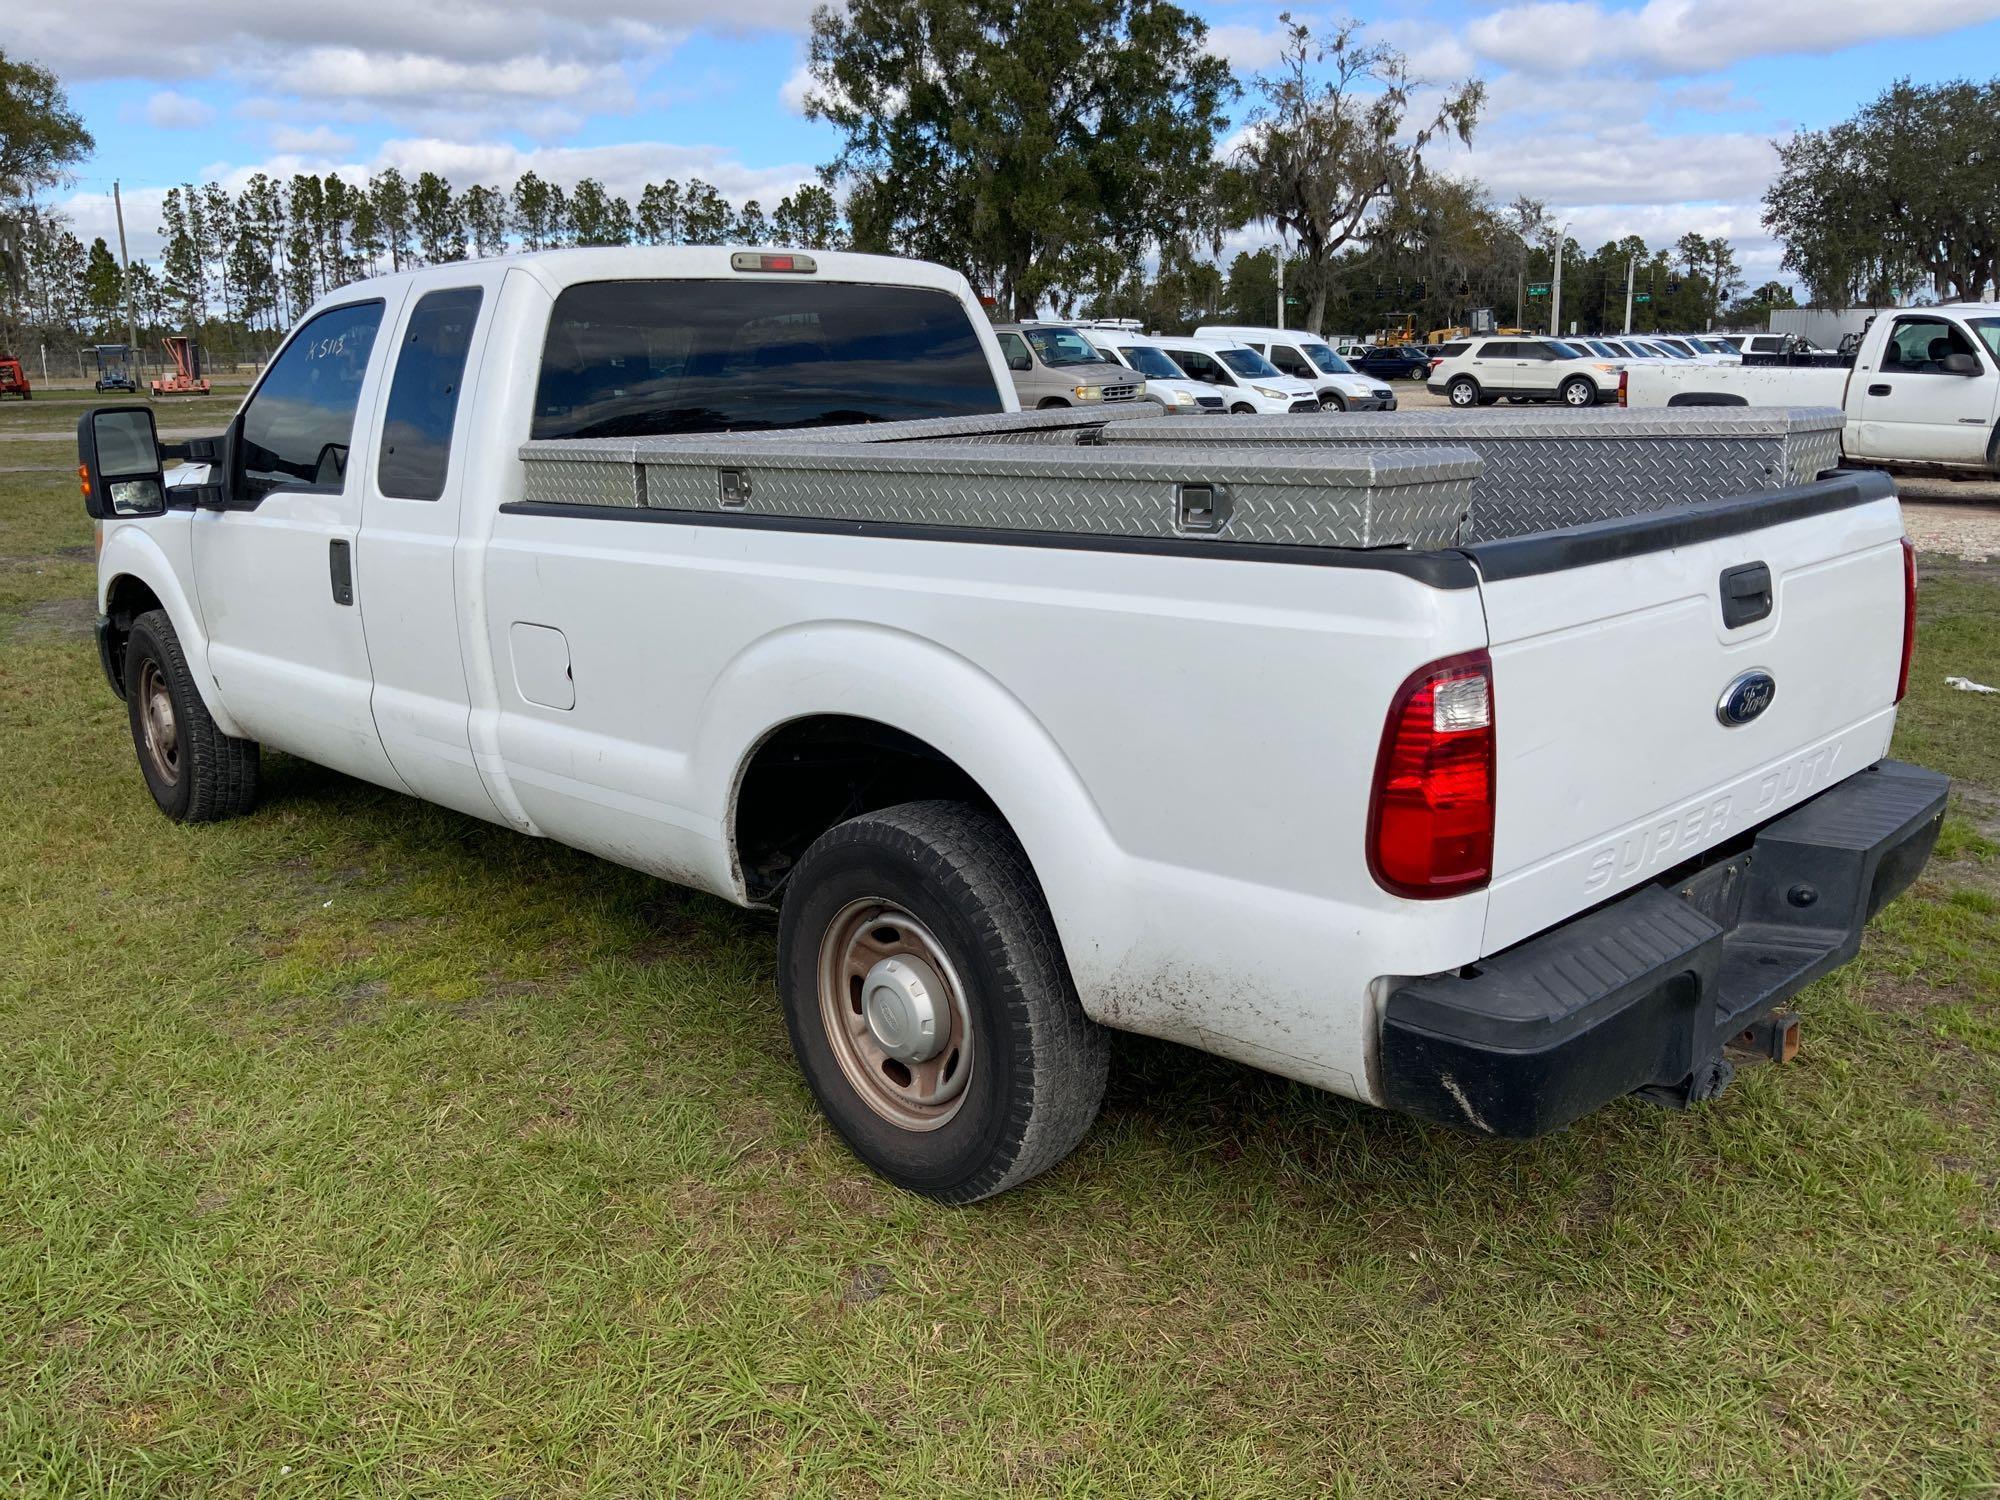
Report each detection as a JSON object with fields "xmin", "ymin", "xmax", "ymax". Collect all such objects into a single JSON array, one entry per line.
[
  {"xmin": 862, "ymin": 955, "xmax": 946, "ymax": 1063},
  {"xmin": 139, "ymin": 660, "xmax": 180, "ymax": 783}
]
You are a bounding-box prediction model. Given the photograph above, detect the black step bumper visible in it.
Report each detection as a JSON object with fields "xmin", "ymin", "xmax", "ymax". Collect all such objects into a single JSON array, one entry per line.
[{"xmin": 1380, "ymin": 759, "xmax": 1948, "ymax": 1138}]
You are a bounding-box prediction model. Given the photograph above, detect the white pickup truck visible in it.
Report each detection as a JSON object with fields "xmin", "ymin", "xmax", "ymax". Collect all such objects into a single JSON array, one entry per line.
[
  {"xmin": 1624, "ymin": 302, "xmax": 2000, "ymax": 472},
  {"xmin": 78, "ymin": 247, "xmax": 1946, "ymax": 1202}
]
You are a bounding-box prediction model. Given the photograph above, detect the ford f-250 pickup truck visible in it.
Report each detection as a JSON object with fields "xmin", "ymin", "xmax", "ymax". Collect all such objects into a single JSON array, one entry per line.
[
  {"xmin": 77, "ymin": 246, "xmax": 1947, "ymax": 1202},
  {"xmin": 1623, "ymin": 302, "xmax": 2000, "ymax": 472}
]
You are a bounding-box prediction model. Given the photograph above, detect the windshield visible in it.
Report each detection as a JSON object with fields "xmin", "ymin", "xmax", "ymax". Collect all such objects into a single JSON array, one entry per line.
[
  {"xmin": 1118, "ymin": 345, "xmax": 1185, "ymax": 380},
  {"xmin": 1299, "ymin": 341, "xmax": 1352, "ymax": 374},
  {"xmin": 1582, "ymin": 341, "xmax": 1618, "ymax": 358},
  {"xmin": 1545, "ymin": 340, "xmax": 1586, "ymax": 359},
  {"xmin": 1647, "ymin": 341, "xmax": 1693, "ymax": 359},
  {"xmin": 1966, "ymin": 318, "xmax": 2000, "ymax": 363},
  {"xmin": 1217, "ymin": 347, "xmax": 1281, "ymax": 378},
  {"xmin": 1023, "ymin": 327, "xmax": 1107, "ymax": 368}
]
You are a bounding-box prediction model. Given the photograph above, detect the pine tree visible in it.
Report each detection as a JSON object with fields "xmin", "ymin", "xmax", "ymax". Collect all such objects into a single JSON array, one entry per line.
[
  {"xmin": 412, "ymin": 172, "xmax": 464, "ymax": 262},
  {"xmin": 772, "ymin": 185, "xmax": 846, "ymax": 249},
  {"xmin": 569, "ymin": 178, "xmax": 633, "ymax": 245},
  {"xmin": 82, "ymin": 235, "xmax": 123, "ymax": 334},
  {"xmin": 511, "ymin": 171, "xmax": 558, "ymax": 250},
  {"xmin": 680, "ymin": 179, "xmax": 734, "ymax": 244},
  {"xmin": 461, "ymin": 184, "xmax": 509, "ymax": 258},
  {"xmin": 636, "ymin": 180, "xmax": 683, "ymax": 244},
  {"xmin": 370, "ymin": 168, "xmax": 415, "ymax": 270},
  {"xmin": 159, "ymin": 186, "xmax": 208, "ymax": 328},
  {"xmin": 735, "ymin": 199, "xmax": 770, "ymax": 245}
]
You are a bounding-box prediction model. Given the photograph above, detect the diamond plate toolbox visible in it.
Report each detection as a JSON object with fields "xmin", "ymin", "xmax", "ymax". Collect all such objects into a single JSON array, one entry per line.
[
  {"xmin": 518, "ymin": 437, "xmax": 1480, "ymax": 549},
  {"xmin": 1086, "ymin": 406, "xmax": 1847, "ymax": 541}
]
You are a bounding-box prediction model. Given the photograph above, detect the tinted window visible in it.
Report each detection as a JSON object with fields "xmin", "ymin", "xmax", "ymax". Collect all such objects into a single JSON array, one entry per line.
[
  {"xmin": 1299, "ymin": 341, "xmax": 1351, "ymax": 374},
  {"xmin": 378, "ymin": 287, "xmax": 482, "ymax": 501},
  {"xmin": 1481, "ymin": 341, "xmax": 1522, "ymax": 358},
  {"xmin": 240, "ymin": 301, "xmax": 384, "ymax": 501},
  {"xmin": 1266, "ymin": 344, "xmax": 1314, "ymax": 379},
  {"xmin": 532, "ymin": 280, "xmax": 1003, "ymax": 438},
  {"xmin": 1165, "ymin": 348, "xmax": 1229, "ymax": 384},
  {"xmin": 1438, "ymin": 341, "xmax": 1471, "ymax": 357},
  {"xmin": 1217, "ymin": 347, "xmax": 1281, "ymax": 378},
  {"xmin": 1544, "ymin": 341, "xmax": 1584, "ymax": 359},
  {"xmin": 1118, "ymin": 346, "xmax": 1186, "ymax": 380}
]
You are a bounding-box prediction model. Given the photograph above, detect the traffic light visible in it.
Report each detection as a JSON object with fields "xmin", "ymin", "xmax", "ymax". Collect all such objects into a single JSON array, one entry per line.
[
  {"xmin": 1413, "ymin": 280, "xmax": 1427, "ymax": 300},
  {"xmin": 1667, "ymin": 277, "xmax": 1681, "ymax": 295}
]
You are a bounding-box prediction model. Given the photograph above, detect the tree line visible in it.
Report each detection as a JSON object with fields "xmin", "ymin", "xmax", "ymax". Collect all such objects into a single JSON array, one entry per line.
[
  {"xmin": 10, "ymin": 16, "xmax": 1986, "ymax": 366},
  {"xmin": 7, "ymin": 166, "xmax": 847, "ymax": 363}
]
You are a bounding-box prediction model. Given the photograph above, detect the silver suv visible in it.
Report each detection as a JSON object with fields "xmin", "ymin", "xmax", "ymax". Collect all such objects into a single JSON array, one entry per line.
[{"xmin": 993, "ymin": 323, "xmax": 1145, "ymax": 408}]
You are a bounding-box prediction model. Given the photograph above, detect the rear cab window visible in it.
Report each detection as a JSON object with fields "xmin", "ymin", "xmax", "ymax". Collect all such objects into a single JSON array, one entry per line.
[
  {"xmin": 379, "ymin": 287, "xmax": 483, "ymax": 501},
  {"xmin": 532, "ymin": 280, "xmax": 1004, "ymax": 438}
]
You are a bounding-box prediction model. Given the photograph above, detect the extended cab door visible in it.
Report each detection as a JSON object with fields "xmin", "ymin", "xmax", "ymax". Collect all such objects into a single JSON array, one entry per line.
[
  {"xmin": 356, "ymin": 275, "xmax": 505, "ymax": 822},
  {"xmin": 193, "ymin": 294, "xmax": 408, "ymax": 789},
  {"xmin": 1852, "ymin": 312, "xmax": 2000, "ymax": 464}
]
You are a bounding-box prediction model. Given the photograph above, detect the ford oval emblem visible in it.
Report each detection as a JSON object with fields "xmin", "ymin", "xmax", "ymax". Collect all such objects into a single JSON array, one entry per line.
[{"xmin": 1717, "ymin": 669, "xmax": 1777, "ymax": 727}]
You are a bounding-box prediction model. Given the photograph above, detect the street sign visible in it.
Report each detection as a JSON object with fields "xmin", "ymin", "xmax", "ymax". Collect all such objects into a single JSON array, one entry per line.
[
  {"xmin": 1284, "ymin": 295, "xmax": 1300, "ymax": 306},
  {"xmin": 1634, "ymin": 293, "xmax": 1651, "ymax": 303},
  {"xmin": 1528, "ymin": 282, "xmax": 1550, "ymax": 297}
]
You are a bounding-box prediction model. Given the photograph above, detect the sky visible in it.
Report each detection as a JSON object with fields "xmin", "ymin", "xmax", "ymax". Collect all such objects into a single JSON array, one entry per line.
[{"xmin": 9, "ymin": 0, "xmax": 2000, "ymax": 291}]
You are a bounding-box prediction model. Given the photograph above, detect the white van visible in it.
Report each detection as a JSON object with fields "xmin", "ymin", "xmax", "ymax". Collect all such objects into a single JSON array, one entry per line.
[
  {"xmin": 1073, "ymin": 325, "xmax": 1225, "ymax": 414},
  {"xmin": 1147, "ymin": 337, "xmax": 1323, "ymax": 414},
  {"xmin": 1195, "ymin": 325, "xmax": 1398, "ymax": 411}
]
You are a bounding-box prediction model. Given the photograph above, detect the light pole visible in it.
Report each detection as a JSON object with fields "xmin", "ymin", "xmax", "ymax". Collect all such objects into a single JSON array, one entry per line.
[
  {"xmin": 1549, "ymin": 219, "xmax": 1572, "ymax": 337},
  {"xmin": 1623, "ymin": 253, "xmax": 1635, "ymax": 334}
]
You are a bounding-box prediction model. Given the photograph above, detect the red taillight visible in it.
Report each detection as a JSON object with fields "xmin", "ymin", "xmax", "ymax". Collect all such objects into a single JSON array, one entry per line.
[
  {"xmin": 1896, "ymin": 536, "xmax": 1916, "ymax": 703},
  {"xmin": 1367, "ymin": 650, "xmax": 1496, "ymax": 899},
  {"xmin": 1617, "ymin": 369, "xmax": 1629, "ymax": 408}
]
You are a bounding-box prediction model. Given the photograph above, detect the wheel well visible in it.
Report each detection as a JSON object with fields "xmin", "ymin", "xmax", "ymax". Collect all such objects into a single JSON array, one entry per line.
[
  {"xmin": 102, "ymin": 574, "xmax": 165, "ymax": 689},
  {"xmin": 732, "ymin": 715, "xmax": 1002, "ymax": 903}
]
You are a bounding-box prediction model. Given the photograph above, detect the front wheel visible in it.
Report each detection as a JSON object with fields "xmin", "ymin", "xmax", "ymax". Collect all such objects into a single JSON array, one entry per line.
[
  {"xmin": 1447, "ymin": 377, "xmax": 1479, "ymax": 408},
  {"xmin": 1559, "ymin": 376, "xmax": 1596, "ymax": 408},
  {"xmin": 1322, "ymin": 393, "xmax": 1347, "ymax": 413},
  {"xmin": 1036, "ymin": 397, "xmax": 1069, "ymax": 410},
  {"xmin": 777, "ymin": 801, "xmax": 1109, "ymax": 1203},
  {"xmin": 123, "ymin": 609, "xmax": 260, "ymax": 823},
  {"xmin": 1230, "ymin": 403, "xmax": 1255, "ymax": 415}
]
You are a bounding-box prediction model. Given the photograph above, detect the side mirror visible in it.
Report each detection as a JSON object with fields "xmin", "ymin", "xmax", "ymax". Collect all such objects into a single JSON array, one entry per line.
[
  {"xmin": 1942, "ymin": 351, "xmax": 1981, "ymax": 376},
  {"xmin": 76, "ymin": 405, "xmax": 166, "ymax": 519},
  {"xmin": 1006, "ymin": 353, "xmax": 1032, "ymax": 372}
]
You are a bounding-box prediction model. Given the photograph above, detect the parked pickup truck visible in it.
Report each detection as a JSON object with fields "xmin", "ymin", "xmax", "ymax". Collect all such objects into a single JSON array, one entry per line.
[
  {"xmin": 79, "ymin": 246, "xmax": 1946, "ymax": 1202},
  {"xmin": 1624, "ymin": 302, "xmax": 2000, "ymax": 471}
]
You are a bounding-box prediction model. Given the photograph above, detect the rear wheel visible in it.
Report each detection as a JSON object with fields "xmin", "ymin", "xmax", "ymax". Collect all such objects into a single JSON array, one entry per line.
[
  {"xmin": 124, "ymin": 609, "xmax": 260, "ymax": 823},
  {"xmin": 1559, "ymin": 376, "xmax": 1596, "ymax": 408},
  {"xmin": 777, "ymin": 800, "xmax": 1109, "ymax": 1202},
  {"xmin": 1446, "ymin": 376, "xmax": 1479, "ymax": 408}
]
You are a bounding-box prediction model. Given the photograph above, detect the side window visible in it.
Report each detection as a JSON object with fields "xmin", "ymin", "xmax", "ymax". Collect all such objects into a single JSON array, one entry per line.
[
  {"xmin": 1480, "ymin": 341, "xmax": 1514, "ymax": 359},
  {"xmin": 1267, "ymin": 344, "xmax": 1313, "ymax": 379},
  {"xmin": 1884, "ymin": 317, "xmax": 1976, "ymax": 374},
  {"xmin": 1174, "ymin": 350, "xmax": 1224, "ymax": 383},
  {"xmin": 239, "ymin": 301, "xmax": 384, "ymax": 503},
  {"xmin": 378, "ymin": 288, "xmax": 483, "ymax": 501},
  {"xmin": 997, "ymin": 331, "xmax": 1033, "ymax": 372},
  {"xmin": 1439, "ymin": 341, "xmax": 1470, "ymax": 358}
]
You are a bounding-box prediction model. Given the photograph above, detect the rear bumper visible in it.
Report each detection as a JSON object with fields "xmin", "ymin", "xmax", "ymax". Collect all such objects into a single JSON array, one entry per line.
[{"xmin": 1380, "ymin": 759, "xmax": 1947, "ymax": 1138}]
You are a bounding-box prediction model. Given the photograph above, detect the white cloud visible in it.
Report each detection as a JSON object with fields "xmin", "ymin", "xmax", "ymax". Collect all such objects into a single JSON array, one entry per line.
[
  {"xmin": 268, "ymin": 125, "xmax": 358, "ymax": 156},
  {"xmin": 1204, "ymin": 23, "xmax": 1290, "ymax": 70},
  {"xmin": 142, "ymin": 91, "xmax": 217, "ymax": 130},
  {"xmin": 779, "ymin": 63, "xmax": 815, "ymax": 116},
  {"xmin": 1468, "ymin": 0, "xmax": 2000, "ymax": 77}
]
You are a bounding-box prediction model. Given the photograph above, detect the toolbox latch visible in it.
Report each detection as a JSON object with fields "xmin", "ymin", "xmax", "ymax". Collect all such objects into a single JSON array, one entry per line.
[{"xmin": 1176, "ymin": 482, "xmax": 1232, "ymax": 535}]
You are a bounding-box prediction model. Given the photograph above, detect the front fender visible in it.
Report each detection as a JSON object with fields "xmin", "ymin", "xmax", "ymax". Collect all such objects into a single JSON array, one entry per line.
[
  {"xmin": 97, "ymin": 520, "xmax": 247, "ymax": 739},
  {"xmin": 696, "ymin": 621, "xmax": 1129, "ymax": 986}
]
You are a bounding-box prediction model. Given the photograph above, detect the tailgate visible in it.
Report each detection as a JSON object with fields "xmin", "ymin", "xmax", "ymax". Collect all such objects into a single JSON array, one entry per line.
[{"xmin": 1470, "ymin": 474, "xmax": 1908, "ymax": 954}]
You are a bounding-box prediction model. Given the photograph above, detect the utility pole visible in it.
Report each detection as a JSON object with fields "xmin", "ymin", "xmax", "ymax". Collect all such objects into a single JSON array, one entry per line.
[
  {"xmin": 113, "ymin": 180, "xmax": 138, "ymax": 359},
  {"xmin": 1276, "ymin": 249, "xmax": 1285, "ymax": 332},
  {"xmin": 1623, "ymin": 254, "xmax": 1635, "ymax": 334},
  {"xmin": 1550, "ymin": 223, "xmax": 1571, "ymax": 337}
]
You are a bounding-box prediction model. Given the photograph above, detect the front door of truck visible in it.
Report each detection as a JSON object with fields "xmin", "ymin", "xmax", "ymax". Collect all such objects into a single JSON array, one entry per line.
[
  {"xmin": 192, "ymin": 293, "xmax": 408, "ymax": 789},
  {"xmin": 356, "ymin": 276, "xmax": 504, "ymax": 822},
  {"xmin": 1853, "ymin": 314, "xmax": 2000, "ymax": 464}
]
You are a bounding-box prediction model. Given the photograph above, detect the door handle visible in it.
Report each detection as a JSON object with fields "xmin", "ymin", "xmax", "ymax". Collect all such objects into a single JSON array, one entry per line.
[
  {"xmin": 328, "ymin": 539, "xmax": 354, "ymax": 606},
  {"xmin": 1868, "ymin": 383, "xmax": 1892, "ymax": 396}
]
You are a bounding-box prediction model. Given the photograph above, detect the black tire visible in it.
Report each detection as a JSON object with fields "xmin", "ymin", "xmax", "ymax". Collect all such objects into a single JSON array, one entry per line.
[
  {"xmin": 1446, "ymin": 376, "xmax": 1479, "ymax": 408},
  {"xmin": 1323, "ymin": 393, "xmax": 1347, "ymax": 412},
  {"xmin": 1230, "ymin": 403, "xmax": 1255, "ymax": 414},
  {"xmin": 1036, "ymin": 397, "xmax": 1069, "ymax": 410},
  {"xmin": 777, "ymin": 800, "xmax": 1109, "ymax": 1203},
  {"xmin": 124, "ymin": 609, "xmax": 260, "ymax": 823},
  {"xmin": 1559, "ymin": 376, "xmax": 1596, "ymax": 408}
]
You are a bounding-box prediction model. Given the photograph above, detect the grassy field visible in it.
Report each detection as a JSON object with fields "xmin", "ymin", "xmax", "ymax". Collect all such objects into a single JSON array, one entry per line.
[{"xmin": 1, "ymin": 432, "xmax": 1996, "ymax": 1497}]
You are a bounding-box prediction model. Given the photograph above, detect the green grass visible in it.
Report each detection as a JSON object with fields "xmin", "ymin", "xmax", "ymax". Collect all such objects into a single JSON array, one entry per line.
[{"xmin": 2, "ymin": 452, "xmax": 1997, "ymax": 1497}]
